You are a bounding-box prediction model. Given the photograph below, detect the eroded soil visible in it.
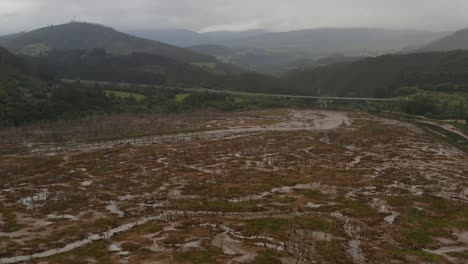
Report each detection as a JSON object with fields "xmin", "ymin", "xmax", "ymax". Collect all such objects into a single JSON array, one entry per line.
[{"xmin": 0, "ymin": 109, "xmax": 467, "ymax": 264}]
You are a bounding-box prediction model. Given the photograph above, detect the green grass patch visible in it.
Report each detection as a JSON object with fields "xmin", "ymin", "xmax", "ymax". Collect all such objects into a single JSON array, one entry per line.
[
  {"xmin": 454, "ymin": 123, "xmax": 468, "ymax": 135},
  {"xmin": 247, "ymin": 218, "xmax": 289, "ymax": 234},
  {"xmin": 1, "ymin": 208, "xmax": 23, "ymax": 232},
  {"xmin": 417, "ymin": 122, "xmax": 468, "ymax": 151},
  {"xmin": 448, "ymin": 250, "xmax": 468, "ymax": 259},
  {"xmin": 404, "ymin": 229, "xmax": 433, "ymax": 246},
  {"xmin": 388, "ymin": 196, "xmax": 412, "ymax": 207},
  {"xmin": 414, "ymin": 250, "xmax": 443, "ymax": 262},
  {"xmin": 190, "ymin": 62, "xmax": 217, "ymax": 69},
  {"xmin": 204, "ymin": 200, "xmax": 259, "ymax": 211},
  {"xmin": 20, "ymin": 43, "xmax": 50, "ymax": 56},
  {"xmin": 252, "ymin": 250, "xmax": 282, "ymax": 264},
  {"xmin": 388, "ymin": 247, "xmax": 442, "ymax": 262},
  {"xmin": 176, "ymin": 199, "xmax": 260, "ymax": 212},
  {"xmin": 272, "ymin": 196, "xmax": 296, "ymax": 204},
  {"xmin": 48, "ymin": 217, "xmax": 72, "ymax": 223},
  {"xmin": 390, "ymin": 196, "xmax": 468, "ymax": 234},
  {"xmin": 175, "ymin": 93, "xmax": 190, "ymax": 103},
  {"xmin": 234, "ymin": 97, "xmax": 246, "ymax": 104},
  {"xmin": 82, "ymin": 218, "xmax": 117, "ymax": 232},
  {"xmin": 178, "ymin": 250, "xmax": 218, "ymax": 264},
  {"xmin": 299, "ymin": 217, "xmax": 335, "ymax": 233},
  {"xmin": 43, "ymin": 227, "xmax": 80, "ymax": 244},
  {"xmin": 135, "ymin": 223, "xmax": 162, "ymax": 234},
  {"xmin": 296, "ymin": 189, "xmax": 324, "ymax": 199},
  {"xmin": 389, "ymin": 196, "xmax": 466, "ymax": 245},
  {"xmin": 453, "ymin": 220, "xmax": 468, "ymax": 230},
  {"xmin": 49, "ymin": 242, "xmax": 112, "ymax": 264},
  {"xmin": 105, "ymin": 90, "xmax": 146, "ymax": 101},
  {"xmin": 253, "ymin": 184, "xmax": 273, "ymax": 192},
  {"xmin": 341, "ymin": 200, "xmax": 378, "ymax": 218},
  {"xmin": 244, "ymin": 216, "xmax": 336, "ymax": 240}
]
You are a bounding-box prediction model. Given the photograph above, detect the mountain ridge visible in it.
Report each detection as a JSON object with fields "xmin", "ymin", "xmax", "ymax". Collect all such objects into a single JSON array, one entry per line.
[
  {"xmin": 128, "ymin": 28, "xmax": 268, "ymax": 47},
  {"xmin": 223, "ymin": 28, "xmax": 449, "ymax": 56},
  {"xmin": 421, "ymin": 28, "xmax": 468, "ymax": 52},
  {"xmin": 0, "ymin": 22, "xmax": 216, "ymax": 63},
  {"xmin": 282, "ymin": 50, "xmax": 468, "ymax": 97}
]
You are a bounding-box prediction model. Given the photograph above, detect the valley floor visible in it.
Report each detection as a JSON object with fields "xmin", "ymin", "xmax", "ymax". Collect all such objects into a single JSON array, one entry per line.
[{"xmin": 0, "ymin": 109, "xmax": 467, "ymax": 264}]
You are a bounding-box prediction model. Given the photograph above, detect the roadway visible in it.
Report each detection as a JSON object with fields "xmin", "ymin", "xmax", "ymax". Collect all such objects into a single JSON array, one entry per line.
[{"xmin": 62, "ymin": 79, "xmax": 397, "ymax": 102}]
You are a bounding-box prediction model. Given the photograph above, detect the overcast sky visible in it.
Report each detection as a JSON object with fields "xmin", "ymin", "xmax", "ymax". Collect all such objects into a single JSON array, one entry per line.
[{"xmin": 1, "ymin": 0, "xmax": 468, "ymax": 34}]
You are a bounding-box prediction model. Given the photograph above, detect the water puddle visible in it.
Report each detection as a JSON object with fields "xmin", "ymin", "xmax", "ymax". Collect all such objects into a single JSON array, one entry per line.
[
  {"xmin": 18, "ymin": 190, "xmax": 50, "ymax": 210},
  {"xmin": 14, "ymin": 110, "xmax": 351, "ymax": 156},
  {"xmin": 106, "ymin": 201, "xmax": 125, "ymax": 217},
  {"xmin": 229, "ymin": 182, "xmax": 336, "ymax": 203}
]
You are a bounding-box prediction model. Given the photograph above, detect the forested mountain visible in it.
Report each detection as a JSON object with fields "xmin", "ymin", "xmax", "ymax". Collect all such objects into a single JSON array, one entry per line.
[
  {"xmin": 131, "ymin": 27, "xmax": 446, "ymax": 57},
  {"xmin": 26, "ymin": 49, "xmax": 230, "ymax": 87},
  {"xmin": 128, "ymin": 29, "xmax": 267, "ymax": 47},
  {"xmin": 0, "ymin": 46, "xmax": 22, "ymax": 68},
  {"xmin": 283, "ymin": 50, "xmax": 468, "ymax": 97},
  {"xmin": 189, "ymin": 45, "xmax": 238, "ymax": 56},
  {"xmin": 0, "ymin": 47, "xmax": 52, "ymax": 125},
  {"xmin": 189, "ymin": 44, "xmax": 307, "ymax": 73},
  {"xmin": 0, "ymin": 22, "xmax": 216, "ymax": 63},
  {"xmin": 224, "ymin": 28, "xmax": 448, "ymax": 57},
  {"xmin": 0, "ymin": 46, "xmax": 287, "ymax": 125},
  {"xmin": 185, "ymin": 28, "xmax": 447, "ymax": 73},
  {"xmin": 4, "ymin": 45, "xmax": 468, "ymax": 125},
  {"xmin": 0, "ymin": 47, "xmax": 123, "ymax": 125},
  {"xmin": 189, "ymin": 45, "xmax": 365, "ymax": 74},
  {"xmin": 22, "ymin": 46, "xmax": 468, "ymax": 100},
  {"xmin": 0, "ymin": 46, "xmax": 55, "ymax": 86},
  {"xmin": 421, "ymin": 28, "xmax": 468, "ymax": 52}
]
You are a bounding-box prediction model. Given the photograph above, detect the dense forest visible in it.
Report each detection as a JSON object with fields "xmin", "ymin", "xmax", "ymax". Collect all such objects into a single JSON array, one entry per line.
[
  {"xmin": 23, "ymin": 48, "xmax": 285, "ymax": 93},
  {"xmin": 283, "ymin": 50, "xmax": 468, "ymax": 97},
  {"xmin": 28, "ymin": 47, "xmax": 256, "ymax": 84},
  {"xmin": 0, "ymin": 47, "xmax": 126, "ymax": 125},
  {"xmin": 2, "ymin": 43, "xmax": 468, "ymax": 126},
  {"xmin": 11, "ymin": 43, "xmax": 468, "ymax": 100},
  {"xmin": 0, "ymin": 47, "xmax": 297, "ymax": 125},
  {"xmin": 0, "ymin": 47, "xmax": 52, "ymax": 126}
]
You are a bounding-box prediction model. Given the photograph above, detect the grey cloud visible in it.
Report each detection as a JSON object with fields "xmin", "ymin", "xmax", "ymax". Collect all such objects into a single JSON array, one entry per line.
[{"xmin": 1, "ymin": 0, "xmax": 468, "ymax": 34}]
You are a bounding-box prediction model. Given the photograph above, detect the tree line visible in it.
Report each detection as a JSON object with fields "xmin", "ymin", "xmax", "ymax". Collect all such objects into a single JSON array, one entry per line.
[{"xmin": 2, "ymin": 46, "xmax": 468, "ymax": 126}]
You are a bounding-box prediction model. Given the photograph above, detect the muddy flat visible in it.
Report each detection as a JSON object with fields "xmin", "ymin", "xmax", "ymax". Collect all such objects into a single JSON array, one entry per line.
[{"xmin": 0, "ymin": 109, "xmax": 467, "ymax": 264}]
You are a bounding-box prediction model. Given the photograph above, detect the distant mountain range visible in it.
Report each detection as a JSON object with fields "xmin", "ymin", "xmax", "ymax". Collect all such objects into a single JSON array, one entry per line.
[
  {"xmin": 0, "ymin": 22, "xmax": 215, "ymax": 63},
  {"xmin": 420, "ymin": 28, "xmax": 468, "ymax": 52},
  {"xmin": 128, "ymin": 28, "xmax": 448, "ymax": 56},
  {"xmin": 140, "ymin": 28, "xmax": 448, "ymax": 73},
  {"xmin": 222, "ymin": 28, "xmax": 448, "ymax": 56},
  {"xmin": 3, "ymin": 22, "xmax": 468, "ymax": 86},
  {"xmin": 188, "ymin": 44, "xmax": 363, "ymax": 74},
  {"xmin": 188, "ymin": 44, "xmax": 305, "ymax": 73},
  {"xmin": 128, "ymin": 28, "xmax": 268, "ymax": 47},
  {"xmin": 0, "ymin": 23, "xmax": 456, "ymax": 74}
]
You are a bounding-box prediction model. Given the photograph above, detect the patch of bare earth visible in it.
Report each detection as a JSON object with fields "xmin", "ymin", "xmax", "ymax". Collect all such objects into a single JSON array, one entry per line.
[{"xmin": 0, "ymin": 109, "xmax": 467, "ymax": 264}]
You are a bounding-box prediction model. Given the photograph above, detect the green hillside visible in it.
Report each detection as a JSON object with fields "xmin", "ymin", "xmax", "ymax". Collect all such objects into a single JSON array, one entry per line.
[
  {"xmin": 225, "ymin": 28, "xmax": 447, "ymax": 56},
  {"xmin": 422, "ymin": 28, "xmax": 468, "ymax": 52},
  {"xmin": 187, "ymin": 29, "xmax": 448, "ymax": 73},
  {"xmin": 0, "ymin": 22, "xmax": 216, "ymax": 63},
  {"xmin": 0, "ymin": 47, "xmax": 120, "ymax": 125},
  {"xmin": 283, "ymin": 50, "xmax": 468, "ymax": 97},
  {"xmin": 26, "ymin": 49, "xmax": 231, "ymax": 87},
  {"xmin": 0, "ymin": 47, "xmax": 52, "ymax": 125}
]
